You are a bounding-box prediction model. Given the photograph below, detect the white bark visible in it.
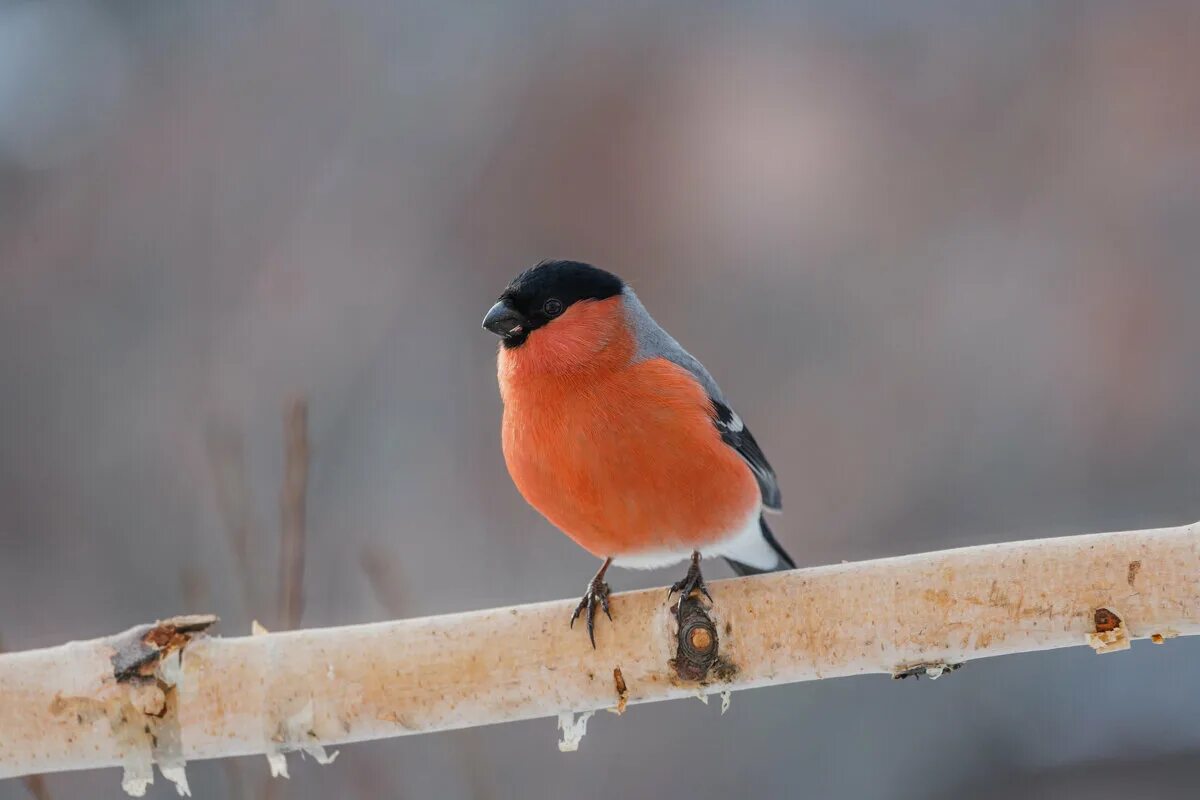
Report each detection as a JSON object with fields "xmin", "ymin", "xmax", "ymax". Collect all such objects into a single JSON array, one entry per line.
[{"xmin": 2, "ymin": 521, "xmax": 1198, "ymax": 793}]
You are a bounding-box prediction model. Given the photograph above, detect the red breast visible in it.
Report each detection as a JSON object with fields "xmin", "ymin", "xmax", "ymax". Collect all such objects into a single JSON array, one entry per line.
[{"xmin": 498, "ymin": 296, "xmax": 761, "ymax": 559}]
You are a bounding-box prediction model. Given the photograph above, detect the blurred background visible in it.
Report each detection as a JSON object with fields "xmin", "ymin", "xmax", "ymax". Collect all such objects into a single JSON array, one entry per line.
[{"xmin": 2, "ymin": 0, "xmax": 1199, "ymax": 797}]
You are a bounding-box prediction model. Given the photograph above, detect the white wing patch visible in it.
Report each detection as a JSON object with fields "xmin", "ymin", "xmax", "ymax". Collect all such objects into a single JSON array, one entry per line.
[{"xmin": 712, "ymin": 399, "xmax": 782, "ymax": 511}]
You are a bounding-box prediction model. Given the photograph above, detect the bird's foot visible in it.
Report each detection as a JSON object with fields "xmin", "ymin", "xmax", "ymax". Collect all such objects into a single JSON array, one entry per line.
[
  {"xmin": 570, "ymin": 562, "xmax": 613, "ymax": 648},
  {"xmin": 668, "ymin": 552, "xmax": 712, "ymax": 623}
]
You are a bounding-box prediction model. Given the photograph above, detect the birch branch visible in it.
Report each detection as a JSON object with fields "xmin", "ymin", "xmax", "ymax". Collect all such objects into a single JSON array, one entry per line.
[{"xmin": 2, "ymin": 521, "xmax": 1198, "ymax": 794}]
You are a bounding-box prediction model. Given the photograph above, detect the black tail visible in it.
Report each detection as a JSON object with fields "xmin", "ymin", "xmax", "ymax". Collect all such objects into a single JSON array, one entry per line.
[{"xmin": 724, "ymin": 516, "xmax": 796, "ymax": 576}]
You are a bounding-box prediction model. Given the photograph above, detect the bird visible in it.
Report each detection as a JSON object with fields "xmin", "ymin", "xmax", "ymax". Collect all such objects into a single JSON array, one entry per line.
[{"xmin": 482, "ymin": 260, "xmax": 795, "ymax": 646}]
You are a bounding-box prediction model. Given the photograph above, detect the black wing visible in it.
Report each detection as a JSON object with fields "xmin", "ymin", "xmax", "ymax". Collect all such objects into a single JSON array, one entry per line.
[{"xmin": 711, "ymin": 399, "xmax": 781, "ymax": 511}]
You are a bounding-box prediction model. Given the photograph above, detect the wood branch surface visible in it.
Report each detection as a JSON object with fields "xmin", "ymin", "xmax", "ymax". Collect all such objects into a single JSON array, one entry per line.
[{"xmin": 1, "ymin": 521, "xmax": 1198, "ymax": 791}]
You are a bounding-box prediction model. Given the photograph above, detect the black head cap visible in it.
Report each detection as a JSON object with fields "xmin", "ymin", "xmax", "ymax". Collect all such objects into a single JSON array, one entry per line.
[{"xmin": 483, "ymin": 260, "xmax": 624, "ymax": 347}]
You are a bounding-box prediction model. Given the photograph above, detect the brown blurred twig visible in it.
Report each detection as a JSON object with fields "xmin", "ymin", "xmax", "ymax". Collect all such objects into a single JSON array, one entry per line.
[
  {"xmin": 178, "ymin": 566, "xmax": 212, "ymax": 615},
  {"xmin": 19, "ymin": 774, "xmax": 50, "ymax": 800},
  {"xmin": 16, "ymin": 769, "xmax": 49, "ymax": 799},
  {"xmin": 278, "ymin": 398, "xmax": 309, "ymax": 630},
  {"xmin": 359, "ymin": 545, "xmax": 408, "ymax": 618}
]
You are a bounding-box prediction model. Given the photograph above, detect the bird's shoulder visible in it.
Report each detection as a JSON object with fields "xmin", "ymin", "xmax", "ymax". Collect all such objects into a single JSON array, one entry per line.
[{"xmin": 620, "ymin": 289, "xmax": 782, "ymax": 510}]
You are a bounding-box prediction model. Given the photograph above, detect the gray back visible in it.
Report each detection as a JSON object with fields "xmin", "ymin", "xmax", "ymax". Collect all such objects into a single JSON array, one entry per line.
[{"xmin": 622, "ymin": 288, "xmax": 726, "ymax": 403}]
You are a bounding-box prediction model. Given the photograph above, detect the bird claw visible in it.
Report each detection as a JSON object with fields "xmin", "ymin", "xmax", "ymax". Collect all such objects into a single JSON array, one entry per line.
[
  {"xmin": 667, "ymin": 553, "xmax": 711, "ymax": 623},
  {"xmin": 570, "ymin": 576, "xmax": 612, "ymax": 648}
]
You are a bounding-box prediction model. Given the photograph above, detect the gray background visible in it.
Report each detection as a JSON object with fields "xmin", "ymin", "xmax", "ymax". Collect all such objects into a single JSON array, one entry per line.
[{"xmin": 2, "ymin": 1, "xmax": 1199, "ymax": 797}]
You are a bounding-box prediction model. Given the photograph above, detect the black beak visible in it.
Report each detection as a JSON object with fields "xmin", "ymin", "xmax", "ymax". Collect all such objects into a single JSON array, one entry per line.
[{"xmin": 482, "ymin": 300, "xmax": 527, "ymax": 338}]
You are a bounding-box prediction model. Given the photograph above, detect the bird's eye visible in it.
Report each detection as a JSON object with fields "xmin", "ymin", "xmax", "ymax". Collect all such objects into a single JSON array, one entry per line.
[{"xmin": 543, "ymin": 298, "xmax": 564, "ymax": 317}]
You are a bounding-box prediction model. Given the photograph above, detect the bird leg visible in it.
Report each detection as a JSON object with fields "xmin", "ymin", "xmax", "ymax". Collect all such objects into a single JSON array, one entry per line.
[
  {"xmin": 570, "ymin": 557, "xmax": 613, "ymax": 648},
  {"xmin": 668, "ymin": 551, "xmax": 712, "ymax": 623}
]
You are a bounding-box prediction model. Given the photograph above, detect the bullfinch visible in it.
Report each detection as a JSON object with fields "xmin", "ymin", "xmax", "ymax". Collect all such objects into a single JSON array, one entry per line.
[{"xmin": 483, "ymin": 260, "xmax": 794, "ymax": 646}]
